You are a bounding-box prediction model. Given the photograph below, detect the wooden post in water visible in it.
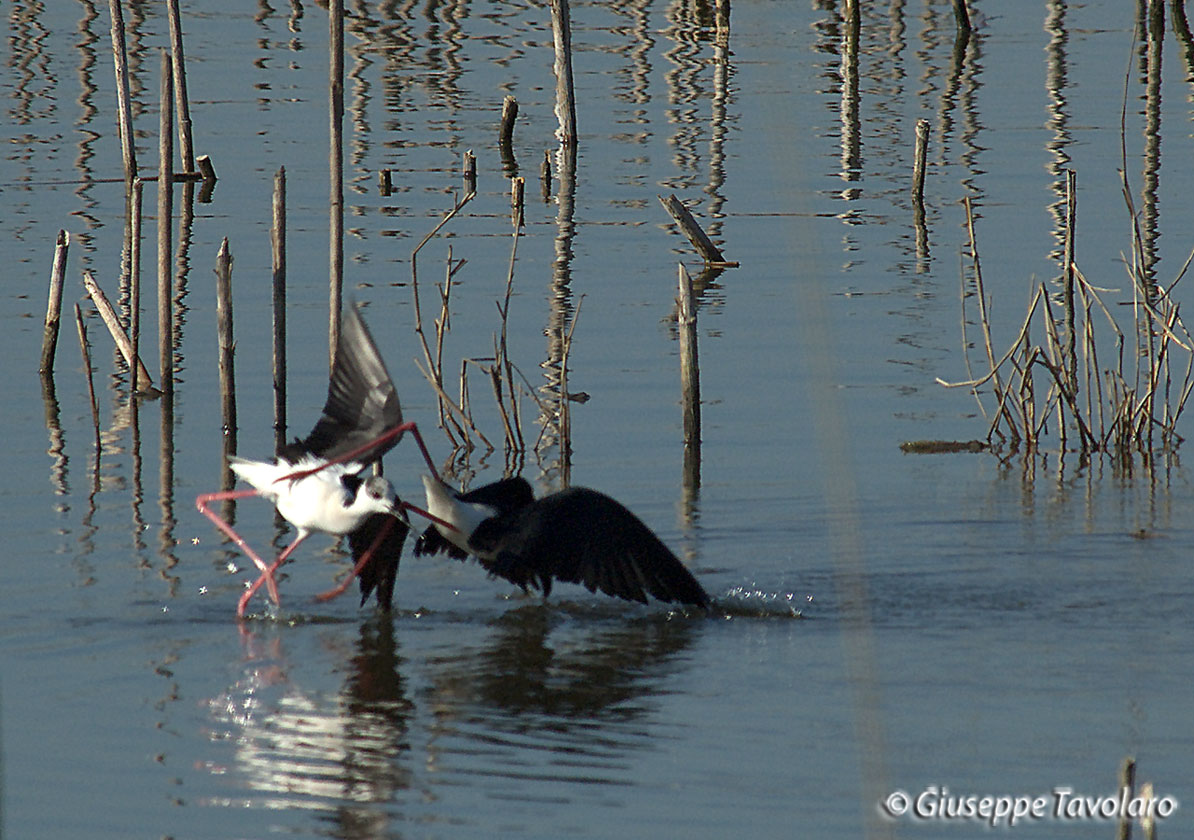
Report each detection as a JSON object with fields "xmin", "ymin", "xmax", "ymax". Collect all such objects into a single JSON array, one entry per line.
[
  {"xmin": 677, "ymin": 264, "xmax": 701, "ymax": 455},
  {"xmin": 165, "ymin": 0, "xmax": 196, "ymax": 173},
  {"xmin": 549, "ymin": 0, "xmax": 577, "ymax": 145},
  {"xmin": 39, "ymin": 230, "xmax": 70, "ymax": 375},
  {"xmin": 463, "ymin": 149, "xmax": 477, "ymax": 196},
  {"xmin": 912, "ymin": 119, "xmax": 929, "ymax": 204},
  {"xmin": 500, "ymin": 96, "xmax": 519, "ymax": 175},
  {"xmin": 215, "ymin": 240, "xmax": 237, "ymax": 459},
  {"xmin": 272, "ymin": 167, "xmax": 288, "ymax": 452},
  {"xmin": 108, "ymin": 0, "xmax": 137, "ymax": 182},
  {"xmin": 157, "ymin": 50, "xmax": 175, "ymax": 397},
  {"xmin": 328, "ymin": 0, "xmax": 345, "ymax": 371}
]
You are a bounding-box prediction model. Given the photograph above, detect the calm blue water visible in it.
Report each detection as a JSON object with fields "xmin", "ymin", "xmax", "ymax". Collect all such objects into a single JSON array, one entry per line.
[{"xmin": 3, "ymin": 1, "xmax": 1194, "ymax": 837}]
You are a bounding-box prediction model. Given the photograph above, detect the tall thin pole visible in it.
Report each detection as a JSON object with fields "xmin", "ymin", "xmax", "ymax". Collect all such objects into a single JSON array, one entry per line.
[
  {"xmin": 549, "ymin": 0, "xmax": 577, "ymax": 145},
  {"xmin": 165, "ymin": 0, "xmax": 196, "ymax": 173},
  {"xmin": 328, "ymin": 0, "xmax": 345, "ymax": 369},
  {"xmin": 108, "ymin": 0, "xmax": 137, "ymax": 182},
  {"xmin": 157, "ymin": 50, "xmax": 175, "ymax": 397},
  {"xmin": 272, "ymin": 167, "xmax": 288, "ymax": 453}
]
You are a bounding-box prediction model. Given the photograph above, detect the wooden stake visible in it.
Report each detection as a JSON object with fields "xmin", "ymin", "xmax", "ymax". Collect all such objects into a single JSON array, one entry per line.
[
  {"xmin": 463, "ymin": 150, "xmax": 477, "ymax": 196},
  {"xmin": 39, "ymin": 230, "xmax": 69, "ymax": 375},
  {"xmin": 165, "ymin": 0, "xmax": 195, "ymax": 173},
  {"xmin": 215, "ymin": 239, "xmax": 237, "ymax": 453},
  {"xmin": 108, "ymin": 0, "xmax": 137, "ymax": 182},
  {"xmin": 912, "ymin": 118, "xmax": 929, "ymax": 204},
  {"xmin": 82, "ymin": 270, "xmax": 153, "ymax": 388},
  {"xmin": 658, "ymin": 194, "xmax": 736, "ymax": 266},
  {"xmin": 511, "ymin": 176, "xmax": 525, "ymax": 229},
  {"xmin": 550, "ymin": 0, "xmax": 577, "ymax": 145},
  {"xmin": 157, "ymin": 50, "xmax": 175, "ymax": 396},
  {"xmin": 328, "ymin": 0, "xmax": 345, "ymax": 371},
  {"xmin": 272, "ymin": 167, "xmax": 288, "ymax": 452},
  {"xmin": 678, "ymin": 264, "xmax": 701, "ymax": 449},
  {"xmin": 500, "ymin": 95, "xmax": 519, "ymax": 175}
]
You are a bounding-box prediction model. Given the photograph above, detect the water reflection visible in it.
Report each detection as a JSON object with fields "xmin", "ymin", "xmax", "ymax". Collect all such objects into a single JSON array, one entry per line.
[
  {"xmin": 424, "ymin": 604, "xmax": 700, "ymax": 726},
  {"xmin": 207, "ymin": 620, "xmax": 414, "ymax": 832}
]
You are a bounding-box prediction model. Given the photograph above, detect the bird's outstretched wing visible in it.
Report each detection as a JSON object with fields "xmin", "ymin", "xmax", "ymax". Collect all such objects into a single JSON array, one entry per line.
[
  {"xmin": 470, "ymin": 487, "xmax": 710, "ymax": 608},
  {"xmin": 280, "ymin": 304, "xmax": 402, "ymax": 465},
  {"xmin": 349, "ymin": 512, "xmax": 409, "ymax": 611}
]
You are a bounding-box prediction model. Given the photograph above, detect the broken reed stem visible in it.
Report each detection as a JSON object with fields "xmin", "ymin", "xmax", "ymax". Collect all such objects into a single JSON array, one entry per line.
[
  {"xmin": 74, "ymin": 304, "xmax": 101, "ymax": 448},
  {"xmin": 550, "ymin": 0, "xmax": 578, "ymax": 145},
  {"xmin": 912, "ymin": 119, "xmax": 929, "ymax": 204},
  {"xmin": 157, "ymin": 50, "xmax": 174, "ymax": 397},
  {"xmin": 108, "ymin": 0, "xmax": 137, "ymax": 182},
  {"xmin": 658, "ymin": 193, "xmax": 736, "ymax": 266},
  {"xmin": 328, "ymin": 0, "xmax": 345, "ymax": 373},
  {"xmin": 215, "ymin": 239, "xmax": 237, "ymax": 447},
  {"xmin": 271, "ymin": 166, "xmax": 287, "ymax": 451},
  {"xmin": 39, "ymin": 230, "xmax": 70, "ymax": 375},
  {"xmin": 165, "ymin": 0, "xmax": 195, "ymax": 173},
  {"xmin": 82, "ymin": 271, "xmax": 153, "ymax": 388}
]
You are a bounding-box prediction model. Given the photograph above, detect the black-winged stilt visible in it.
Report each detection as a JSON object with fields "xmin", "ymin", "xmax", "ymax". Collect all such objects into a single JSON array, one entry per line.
[
  {"xmin": 196, "ymin": 304, "xmax": 444, "ymax": 617},
  {"xmin": 413, "ymin": 475, "xmax": 711, "ymax": 608}
]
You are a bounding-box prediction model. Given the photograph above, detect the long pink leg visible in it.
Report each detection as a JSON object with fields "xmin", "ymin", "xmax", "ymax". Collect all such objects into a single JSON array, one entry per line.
[
  {"xmin": 314, "ymin": 516, "xmax": 397, "ymax": 603},
  {"xmin": 278, "ymin": 420, "xmax": 441, "ymax": 484},
  {"xmin": 196, "ymin": 490, "xmax": 282, "ymax": 606},
  {"xmin": 236, "ymin": 533, "xmax": 309, "ymax": 617},
  {"xmin": 312, "ymin": 499, "xmax": 463, "ymax": 605}
]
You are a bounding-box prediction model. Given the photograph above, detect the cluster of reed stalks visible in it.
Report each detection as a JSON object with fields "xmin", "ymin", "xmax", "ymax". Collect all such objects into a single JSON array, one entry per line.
[
  {"xmin": 410, "ymin": 155, "xmax": 557, "ymax": 470},
  {"xmin": 939, "ymin": 175, "xmax": 1194, "ymax": 461}
]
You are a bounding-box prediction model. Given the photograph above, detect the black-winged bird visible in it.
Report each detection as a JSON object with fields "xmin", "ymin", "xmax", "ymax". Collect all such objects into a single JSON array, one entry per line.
[{"xmin": 414, "ymin": 476, "xmax": 711, "ymax": 609}]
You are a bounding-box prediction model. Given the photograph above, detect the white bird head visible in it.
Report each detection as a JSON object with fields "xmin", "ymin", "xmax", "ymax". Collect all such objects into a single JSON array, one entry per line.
[{"xmin": 353, "ymin": 475, "xmax": 404, "ymax": 520}]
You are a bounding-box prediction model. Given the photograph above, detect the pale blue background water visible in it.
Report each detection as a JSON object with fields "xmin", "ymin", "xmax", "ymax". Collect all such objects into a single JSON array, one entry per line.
[{"xmin": 2, "ymin": 1, "xmax": 1193, "ymax": 837}]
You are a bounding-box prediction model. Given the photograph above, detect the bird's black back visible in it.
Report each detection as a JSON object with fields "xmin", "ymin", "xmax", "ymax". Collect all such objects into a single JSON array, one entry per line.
[
  {"xmin": 349, "ymin": 512, "xmax": 409, "ymax": 611},
  {"xmin": 413, "ymin": 476, "xmax": 535, "ymax": 560},
  {"xmin": 279, "ymin": 304, "xmax": 403, "ymax": 465},
  {"xmin": 470, "ymin": 487, "xmax": 710, "ymax": 608}
]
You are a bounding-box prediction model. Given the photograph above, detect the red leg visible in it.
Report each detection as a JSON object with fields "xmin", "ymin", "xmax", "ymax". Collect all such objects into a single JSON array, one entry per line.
[
  {"xmin": 236, "ymin": 533, "xmax": 309, "ymax": 618},
  {"xmin": 277, "ymin": 420, "xmax": 442, "ymax": 484},
  {"xmin": 313, "ymin": 516, "xmax": 398, "ymax": 603},
  {"xmin": 196, "ymin": 490, "xmax": 282, "ymax": 606}
]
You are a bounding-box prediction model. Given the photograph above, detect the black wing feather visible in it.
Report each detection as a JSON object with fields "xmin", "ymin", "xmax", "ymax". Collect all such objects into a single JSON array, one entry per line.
[
  {"xmin": 349, "ymin": 513, "xmax": 408, "ymax": 611},
  {"xmin": 480, "ymin": 488, "xmax": 710, "ymax": 608},
  {"xmin": 280, "ymin": 304, "xmax": 402, "ymax": 464},
  {"xmin": 413, "ymin": 523, "xmax": 469, "ymax": 560}
]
